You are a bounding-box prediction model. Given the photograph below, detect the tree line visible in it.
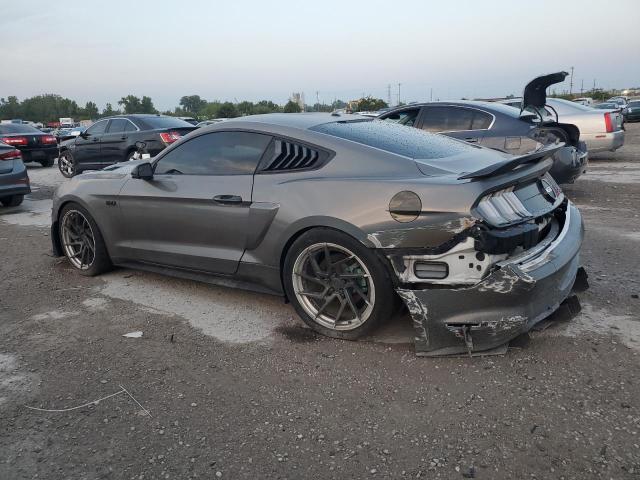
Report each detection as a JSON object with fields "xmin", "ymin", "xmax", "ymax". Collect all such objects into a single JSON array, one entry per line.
[{"xmin": 0, "ymin": 93, "xmax": 388, "ymax": 123}]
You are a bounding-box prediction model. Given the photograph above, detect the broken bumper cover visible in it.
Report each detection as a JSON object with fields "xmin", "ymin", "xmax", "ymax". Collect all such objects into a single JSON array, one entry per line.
[{"xmin": 397, "ymin": 202, "xmax": 584, "ymax": 356}]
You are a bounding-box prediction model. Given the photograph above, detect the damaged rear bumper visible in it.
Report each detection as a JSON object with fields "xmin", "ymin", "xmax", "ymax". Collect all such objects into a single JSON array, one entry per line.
[{"xmin": 396, "ymin": 202, "xmax": 584, "ymax": 356}]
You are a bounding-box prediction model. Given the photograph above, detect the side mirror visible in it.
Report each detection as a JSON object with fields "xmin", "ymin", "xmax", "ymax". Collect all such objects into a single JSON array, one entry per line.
[
  {"xmin": 131, "ymin": 162, "xmax": 154, "ymax": 180},
  {"xmin": 79, "ymin": 132, "xmax": 89, "ymax": 139}
]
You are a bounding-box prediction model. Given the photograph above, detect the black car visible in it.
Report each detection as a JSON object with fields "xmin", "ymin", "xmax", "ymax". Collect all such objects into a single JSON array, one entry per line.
[
  {"xmin": 0, "ymin": 141, "xmax": 30, "ymax": 207},
  {"xmin": 378, "ymin": 73, "xmax": 588, "ymax": 184},
  {"xmin": 57, "ymin": 115, "xmax": 197, "ymax": 177},
  {"xmin": 0, "ymin": 123, "xmax": 58, "ymax": 167},
  {"xmin": 623, "ymin": 100, "xmax": 640, "ymax": 122}
]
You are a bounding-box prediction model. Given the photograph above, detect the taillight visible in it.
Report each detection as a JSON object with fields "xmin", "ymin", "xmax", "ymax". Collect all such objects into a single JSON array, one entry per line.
[
  {"xmin": 41, "ymin": 135, "xmax": 57, "ymax": 144},
  {"xmin": 159, "ymin": 131, "xmax": 182, "ymax": 145},
  {"xmin": 1, "ymin": 136, "xmax": 28, "ymax": 146},
  {"xmin": 0, "ymin": 149, "xmax": 21, "ymax": 161},
  {"xmin": 604, "ymin": 112, "xmax": 614, "ymax": 133}
]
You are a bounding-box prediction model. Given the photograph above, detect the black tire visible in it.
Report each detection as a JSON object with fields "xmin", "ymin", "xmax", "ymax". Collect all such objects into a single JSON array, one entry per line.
[
  {"xmin": 40, "ymin": 157, "xmax": 55, "ymax": 168},
  {"xmin": 0, "ymin": 194, "xmax": 24, "ymax": 207},
  {"xmin": 58, "ymin": 202, "xmax": 112, "ymax": 276},
  {"xmin": 58, "ymin": 150, "xmax": 77, "ymax": 178},
  {"xmin": 283, "ymin": 228, "xmax": 396, "ymax": 340}
]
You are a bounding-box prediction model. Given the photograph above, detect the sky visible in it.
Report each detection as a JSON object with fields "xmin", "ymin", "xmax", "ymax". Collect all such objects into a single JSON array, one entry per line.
[{"xmin": 1, "ymin": 0, "xmax": 639, "ymax": 111}]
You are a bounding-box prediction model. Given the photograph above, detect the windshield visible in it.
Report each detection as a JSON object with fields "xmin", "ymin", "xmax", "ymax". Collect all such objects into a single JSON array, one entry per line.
[
  {"xmin": 0, "ymin": 124, "xmax": 42, "ymax": 134},
  {"xmin": 311, "ymin": 120, "xmax": 475, "ymax": 159},
  {"xmin": 628, "ymin": 101, "xmax": 640, "ymax": 107}
]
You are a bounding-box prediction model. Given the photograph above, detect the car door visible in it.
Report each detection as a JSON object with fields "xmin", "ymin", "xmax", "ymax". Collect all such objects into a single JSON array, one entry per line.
[
  {"xmin": 100, "ymin": 118, "xmax": 134, "ymax": 164},
  {"xmin": 74, "ymin": 119, "xmax": 108, "ymax": 165},
  {"xmin": 418, "ymin": 106, "xmax": 488, "ymax": 144},
  {"xmin": 116, "ymin": 130, "xmax": 272, "ymax": 274}
]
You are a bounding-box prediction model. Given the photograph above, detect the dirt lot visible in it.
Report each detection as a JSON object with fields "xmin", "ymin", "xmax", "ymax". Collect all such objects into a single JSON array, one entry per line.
[{"xmin": 1, "ymin": 124, "xmax": 639, "ymax": 480}]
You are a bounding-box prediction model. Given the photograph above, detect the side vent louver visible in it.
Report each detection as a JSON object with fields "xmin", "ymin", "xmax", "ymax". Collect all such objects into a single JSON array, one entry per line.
[{"xmin": 262, "ymin": 140, "xmax": 321, "ymax": 171}]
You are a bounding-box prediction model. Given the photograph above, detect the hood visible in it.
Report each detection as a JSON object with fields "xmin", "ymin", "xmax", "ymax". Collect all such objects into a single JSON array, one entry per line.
[
  {"xmin": 522, "ymin": 71, "xmax": 568, "ymax": 110},
  {"xmin": 75, "ymin": 159, "xmax": 147, "ymax": 179}
]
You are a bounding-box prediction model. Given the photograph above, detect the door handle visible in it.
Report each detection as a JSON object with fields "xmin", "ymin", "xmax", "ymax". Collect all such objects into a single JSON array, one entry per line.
[
  {"xmin": 464, "ymin": 137, "xmax": 478, "ymax": 143},
  {"xmin": 213, "ymin": 194, "xmax": 243, "ymax": 204},
  {"xmin": 120, "ymin": 136, "xmax": 127, "ymax": 140}
]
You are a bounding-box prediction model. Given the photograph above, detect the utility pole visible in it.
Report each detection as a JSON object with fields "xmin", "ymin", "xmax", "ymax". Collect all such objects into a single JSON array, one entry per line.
[
  {"xmin": 387, "ymin": 84, "xmax": 391, "ymax": 106},
  {"xmin": 569, "ymin": 66, "xmax": 574, "ymax": 95},
  {"xmin": 580, "ymin": 79, "xmax": 584, "ymax": 95},
  {"xmin": 430, "ymin": 88, "xmax": 433, "ymax": 102},
  {"xmin": 397, "ymin": 83, "xmax": 401, "ymax": 106},
  {"xmin": 316, "ymin": 91, "xmax": 319, "ymax": 110}
]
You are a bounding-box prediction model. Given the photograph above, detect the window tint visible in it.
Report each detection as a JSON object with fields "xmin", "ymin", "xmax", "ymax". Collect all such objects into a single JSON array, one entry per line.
[
  {"xmin": 381, "ymin": 108, "xmax": 420, "ymax": 127},
  {"xmin": 0, "ymin": 124, "xmax": 41, "ymax": 134},
  {"xmin": 124, "ymin": 121, "xmax": 137, "ymax": 132},
  {"xmin": 86, "ymin": 120, "xmax": 108, "ymax": 135},
  {"xmin": 471, "ymin": 110, "xmax": 493, "ymax": 129},
  {"xmin": 312, "ymin": 120, "xmax": 474, "ymax": 159},
  {"xmin": 154, "ymin": 131, "xmax": 271, "ymax": 175},
  {"xmin": 106, "ymin": 118, "xmax": 128, "ymax": 133},
  {"xmin": 628, "ymin": 101, "xmax": 640, "ymax": 107},
  {"xmin": 421, "ymin": 106, "xmax": 476, "ymax": 132}
]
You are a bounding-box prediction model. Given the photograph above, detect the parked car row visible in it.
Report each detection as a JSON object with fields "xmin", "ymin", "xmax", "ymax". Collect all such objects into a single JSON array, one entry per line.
[
  {"xmin": 378, "ymin": 73, "xmax": 589, "ymax": 184},
  {"xmin": 57, "ymin": 114, "xmax": 197, "ymax": 177}
]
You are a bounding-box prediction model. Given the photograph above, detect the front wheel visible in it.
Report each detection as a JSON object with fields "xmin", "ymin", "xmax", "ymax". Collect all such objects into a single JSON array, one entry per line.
[
  {"xmin": 58, "ymin": 203, "xmax": 112, "ymax": 276},
  {"xmin": 58, "ymin": 151, "xmax": 76, "ymax": 177},
  {"xmin": 283, "ymin": 228, "xmax": 396, "ymax": 340}
]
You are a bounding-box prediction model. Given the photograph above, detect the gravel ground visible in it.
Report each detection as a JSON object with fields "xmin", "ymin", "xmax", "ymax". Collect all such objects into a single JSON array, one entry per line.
[{"xmin": 1, "ymin": 124, "xmax": 639, "ymax": 479}]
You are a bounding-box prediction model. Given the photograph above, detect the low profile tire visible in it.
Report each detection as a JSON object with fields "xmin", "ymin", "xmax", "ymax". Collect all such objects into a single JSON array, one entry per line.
[
  {"xmin": 40, "ymin": 157, "xmax": 55, "ymax": 168},
  {"xmin": 283, "ymin": 228, "xmax": 396, "ymax": 340},
  {"xmin": 58, "ymin": 151, "xmax": 77, "ymax": 178},
  {"xmin": 0, "ymin": 195, "xmax": 24, "ymax": 207},
  {"xmin": 58, "ymin": 203, "xmax": 112, "ymax": 276}
]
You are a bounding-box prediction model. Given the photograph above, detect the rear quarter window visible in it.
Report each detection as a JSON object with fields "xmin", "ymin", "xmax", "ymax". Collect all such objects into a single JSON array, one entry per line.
[{"xmin": 310, "ymin": 120, "xmax": 475, "ymax": 159}]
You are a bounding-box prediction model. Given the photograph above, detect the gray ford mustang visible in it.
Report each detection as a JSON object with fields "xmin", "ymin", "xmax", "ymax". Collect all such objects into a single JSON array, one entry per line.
[{"xmin": 51, "ymin": 113, "xmax": 585, "ymax": 355}]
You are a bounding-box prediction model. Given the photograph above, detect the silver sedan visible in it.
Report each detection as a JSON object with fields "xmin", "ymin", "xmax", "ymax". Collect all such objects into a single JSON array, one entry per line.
[{"xmin": 502, "ymin": 97, "xmax": 625, "ymax": 153}]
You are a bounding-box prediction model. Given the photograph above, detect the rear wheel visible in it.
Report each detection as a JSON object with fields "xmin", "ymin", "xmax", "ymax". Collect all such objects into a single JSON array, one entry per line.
[
  {"xmin": 59, "ymin": 203, "xmax": 112, "ymax": 276},
  {"xmin": 0, "ymin": 195, "xmax": 24, "ymax": 207},
  {"xmin": 40, "ymin": 157, "xmax": 55, "ymax": 168},
  {"xmin": 283, "ymin": 228, "xmax": 396, "ymax": 340},
  {"xmin": 58, "ymin": 151, "xmax": 77, "ymax": 177}
]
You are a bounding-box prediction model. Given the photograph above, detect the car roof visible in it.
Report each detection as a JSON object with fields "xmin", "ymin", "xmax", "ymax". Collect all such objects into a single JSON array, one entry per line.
[
  {"xmin": 220, "ymin": 112, "xmax": 368, "ymax": 131},
  {"xmin": 382, "ymin": 101, "xmax": 523, "ymax": 118}
]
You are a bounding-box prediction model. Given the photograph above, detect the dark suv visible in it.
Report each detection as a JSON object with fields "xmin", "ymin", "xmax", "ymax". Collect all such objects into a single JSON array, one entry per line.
[{"xmin": 58, "ymin": 114, "xmax": 196, "ymax": 177}]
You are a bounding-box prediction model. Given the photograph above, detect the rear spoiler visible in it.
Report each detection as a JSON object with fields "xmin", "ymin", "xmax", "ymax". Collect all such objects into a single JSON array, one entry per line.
[{"xmin": 458, "ymin": 144, "xmax": 562, "ymax": 180}]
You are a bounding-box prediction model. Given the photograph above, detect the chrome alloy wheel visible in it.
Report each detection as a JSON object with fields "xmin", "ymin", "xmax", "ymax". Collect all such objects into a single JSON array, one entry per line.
[
  {"xmin": 59, "ymin": 152, "xmax": 75, "ymax": 176},
  {"xmin": 60, "ymin": 210, "xmax": 96, "ymax": 270},
  {"xmin": 292, "ymin": 242, "xmax": 375, "ymax": 331}
]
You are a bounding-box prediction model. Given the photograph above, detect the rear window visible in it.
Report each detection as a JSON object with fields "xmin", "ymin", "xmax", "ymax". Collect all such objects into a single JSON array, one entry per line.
[
  {"xmin": 138, "ymin": 116, "xmax": 194, "ymax": 129},
  {"xmin": 0, "ymin": 124, "xmax": 41, "ymax": 134},
  {"xmin": 310, "ymin": 120, "xmax": 474, "ymax": 159}
]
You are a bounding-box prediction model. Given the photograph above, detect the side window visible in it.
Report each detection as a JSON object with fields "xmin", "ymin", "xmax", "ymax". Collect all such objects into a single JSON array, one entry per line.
[
  {"xmin": 154, "ymin": 131, "xmax": 272, "ymax": 176},
  {"xmin": 381, "ymin": 108, "xmax": 420, "ymax": 127},
  {"xmin": 85, "ymin": 120, "xmax": 108, "ymax": 135},
  {"xmin": 421, "ymin": 107, "xmax": 474, "ymax": 132},
  {"xmin": 124, "ymin": 121, "xmax": 137, "ymax": 132},
  {"xmin": 106, "ymin": 118, "xmax": 128, "ymax": 133},
  {"xmin": 471, "ymin": 111, "xmax": 493, "ymax": 130}
]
